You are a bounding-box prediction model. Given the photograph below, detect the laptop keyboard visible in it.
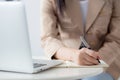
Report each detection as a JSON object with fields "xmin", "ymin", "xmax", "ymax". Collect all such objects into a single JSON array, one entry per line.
[{"xmin": 33, "ymin": 63, "xmax": 47, "ymax": 68}]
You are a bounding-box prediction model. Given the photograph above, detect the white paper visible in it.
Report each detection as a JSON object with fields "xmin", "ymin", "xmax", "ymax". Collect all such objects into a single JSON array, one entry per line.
[{"xmin": 55, "ymin": 60, "xmax": 109, "ymax": 68}]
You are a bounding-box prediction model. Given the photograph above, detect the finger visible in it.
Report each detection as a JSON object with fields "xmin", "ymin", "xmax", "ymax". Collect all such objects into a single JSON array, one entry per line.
[
  {"xmin": 85, "ymin": 49, "xmax": 99, "ymax": 59},
  {"xmin": 84, "ymin": 53, "xmax": 99, "ymax": 65},
  {"xmin": 98, "ymin": 54, "xmax": 102, "ymax": 59},
  {"xmin": 82, "ymin": 58, "xmax": 94, "ymax": 66}
]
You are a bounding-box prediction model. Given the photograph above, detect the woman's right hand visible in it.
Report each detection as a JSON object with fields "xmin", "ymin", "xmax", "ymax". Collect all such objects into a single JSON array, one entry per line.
[
  {"xmin": 73, "ymin": 48, "xmax": 100, "ymax": 65},
  {"xmin": 55, "ymin": 47, "xmax": 100, "ymax": 66}
]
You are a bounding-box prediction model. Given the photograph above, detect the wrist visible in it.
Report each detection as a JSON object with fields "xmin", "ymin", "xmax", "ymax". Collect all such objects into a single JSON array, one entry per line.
[
  {"xmin": 55, "ymin": 47, "xmax": 76, "ymax": 61},
  {"xmin": 54, "ymin": 47, "xmax": 67, "ymax": 59},
  {"xmin": 70, "ymin": 49, "xmax": 80, "ymax": 62}
]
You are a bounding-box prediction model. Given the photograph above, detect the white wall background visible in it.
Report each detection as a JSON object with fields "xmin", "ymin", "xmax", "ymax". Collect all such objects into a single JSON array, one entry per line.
[{"xmin": 23, "ymin": 0, "xmax": 44, "ymax": 56}]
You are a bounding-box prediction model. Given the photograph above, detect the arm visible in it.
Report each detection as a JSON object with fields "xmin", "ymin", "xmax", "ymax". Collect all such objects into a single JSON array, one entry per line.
[
  {"xmin": 40, "ymin": 0, "xmax": 82, "ymax": 61},
  {"xmin": 40, "ymin": 0, "xmax": 65, "ymax": 59},
  {"xmin": 99, "ymin": 0, "xmax": 120, "ymax": 68}
]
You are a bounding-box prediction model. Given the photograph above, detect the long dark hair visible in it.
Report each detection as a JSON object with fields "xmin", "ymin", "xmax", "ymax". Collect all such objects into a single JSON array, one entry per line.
[{"xmin": 57, "ymin": 0, "xmax": 66, "ymax": 14}]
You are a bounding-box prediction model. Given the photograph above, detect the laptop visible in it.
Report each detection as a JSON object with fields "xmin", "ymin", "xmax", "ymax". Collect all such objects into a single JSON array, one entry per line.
[{"xmin": 0, "ymin": 1, "xmax": 62, "ymax": 73}]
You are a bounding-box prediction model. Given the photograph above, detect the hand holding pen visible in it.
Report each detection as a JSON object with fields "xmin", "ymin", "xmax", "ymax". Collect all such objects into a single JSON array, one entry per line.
[
  {"xmin": 55, "ymin": 36, "xmax": 100, "ymax": 65},
  {"xmin": 79, "ymin": 36, "xmax": 101, "ymax": 63}
]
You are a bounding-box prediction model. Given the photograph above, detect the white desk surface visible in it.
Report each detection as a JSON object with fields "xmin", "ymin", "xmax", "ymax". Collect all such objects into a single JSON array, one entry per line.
[{"xmin": 0, "ymin": 56, "xmax": 104, "ymax": 80}]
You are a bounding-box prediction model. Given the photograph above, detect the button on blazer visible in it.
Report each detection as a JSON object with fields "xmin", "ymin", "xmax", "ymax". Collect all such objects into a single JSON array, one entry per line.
[{"xmin": 40, "ymin": 0, "xmax": 120, "ymax": 79}]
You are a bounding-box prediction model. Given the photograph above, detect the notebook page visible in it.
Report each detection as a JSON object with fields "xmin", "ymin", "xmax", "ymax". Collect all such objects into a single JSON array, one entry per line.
[{"xmin": 55, "ymin": 60, "xmax": 109, "ymax": 68}]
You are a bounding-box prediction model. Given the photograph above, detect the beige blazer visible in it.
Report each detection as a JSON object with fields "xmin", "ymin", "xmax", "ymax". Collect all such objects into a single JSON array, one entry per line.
[{"xmin": 40, "ymin": 0, "xmax": 120, "ymax": 79}]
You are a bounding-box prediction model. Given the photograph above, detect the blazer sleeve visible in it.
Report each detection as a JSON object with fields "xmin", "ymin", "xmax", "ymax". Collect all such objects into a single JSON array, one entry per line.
[
  {"xmin": 98, "ymin": 0, "xmax": 120, "ymax": 67},
  {"xmin": 40, "ymin": 0, "xmax": 65, "ymax": 59}
]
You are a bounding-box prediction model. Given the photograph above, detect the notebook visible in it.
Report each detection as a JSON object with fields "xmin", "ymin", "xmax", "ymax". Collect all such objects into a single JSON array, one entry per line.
[{"xmin": 55, "ymin": 60, "xmax": 109, "ymax": 68}]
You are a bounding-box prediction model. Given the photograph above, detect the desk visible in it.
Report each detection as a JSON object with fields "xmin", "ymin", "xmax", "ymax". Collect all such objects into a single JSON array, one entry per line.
[
  {"xmin": 0, "ymin": 56, "xmax": 104, "ymax": 80},
  {"xmin": 0, "ymin": 67, "xmax": 103, "ymax": 80}
]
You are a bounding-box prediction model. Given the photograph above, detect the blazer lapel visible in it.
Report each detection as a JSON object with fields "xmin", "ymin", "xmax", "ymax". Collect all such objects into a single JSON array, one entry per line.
[
  {"xmin": 65, "ymin": 0, "xmax": 84, "ymax": 34},
  {"xmin": 86, "ymin": 0, "xmax": 105, "ymax": 32},
  {"xmin": 65, "ymin": 0, "xmax": 105, "ymax": 34}
]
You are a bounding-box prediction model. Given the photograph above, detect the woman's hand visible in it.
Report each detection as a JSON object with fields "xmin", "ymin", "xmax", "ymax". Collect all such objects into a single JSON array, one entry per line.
[
  {"xmin": 73, "ymin": 48, "xmax": 100, "ymax": 65},
  {"xmin": 55, "ymin": 47, "xmax": 100, "ymax": 66}
]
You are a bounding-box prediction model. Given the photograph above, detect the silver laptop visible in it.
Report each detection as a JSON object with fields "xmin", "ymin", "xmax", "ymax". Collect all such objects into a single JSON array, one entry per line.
[{"xmin": 0, "ymin": 1, "xmax": 62, "ymax": 73}]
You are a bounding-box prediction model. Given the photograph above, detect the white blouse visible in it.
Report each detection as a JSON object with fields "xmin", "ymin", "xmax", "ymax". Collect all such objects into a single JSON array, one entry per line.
[{"xmin": 80, "ymin": 0, "xmax": 89, "ymax": 26}]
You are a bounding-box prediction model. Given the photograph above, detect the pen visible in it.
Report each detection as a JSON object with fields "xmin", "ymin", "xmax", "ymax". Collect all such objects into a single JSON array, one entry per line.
[
  {"xmin": 79, "ymin": 36, "xmax": 101, "ymax": 63},
  {"xmin": 97, "ymin": 58, "xmax": 101, "ymax": 63}
]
